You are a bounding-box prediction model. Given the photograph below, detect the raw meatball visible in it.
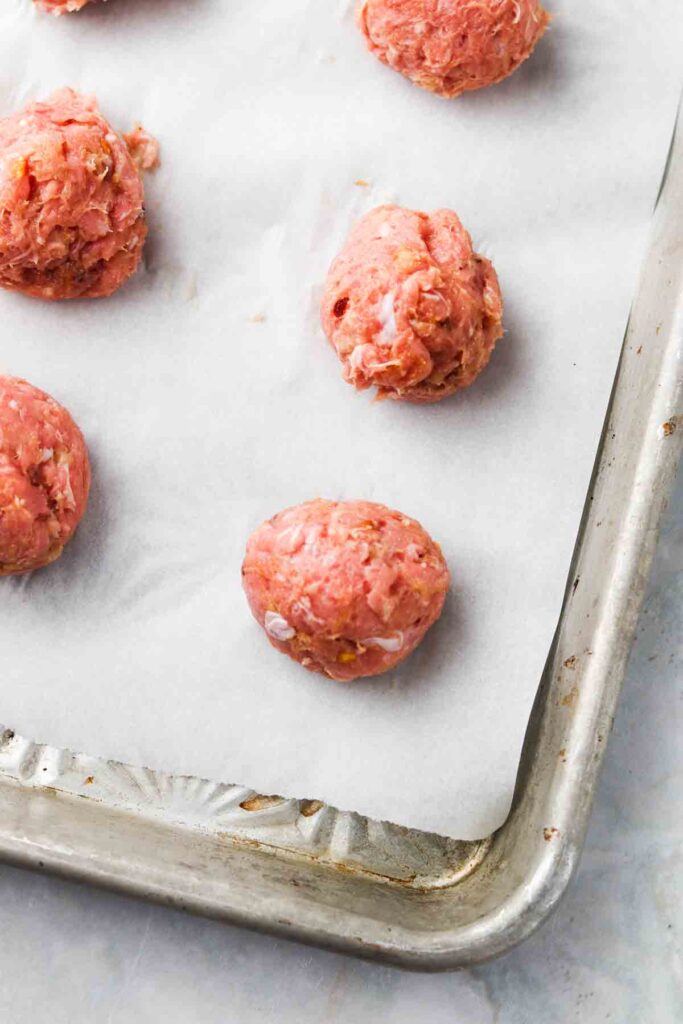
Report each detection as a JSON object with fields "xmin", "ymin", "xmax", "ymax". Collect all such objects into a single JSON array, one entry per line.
[
  {"xmin": 321, "ymin": 204, "xmax": 503, "ymax": 403},
  {"xmin": 357, "ymin": 0, "xmax": 550, "ymax": 98},
  {"xmin": 0, "ymin": 88, "xmax": 155, "ymax": 300},
  {"xmin": 0, "ymin": 376, "xmax": 90, "ymax": 576},
  {"xmin": 34, "ymin": 0, "xmax": 92, "ymax": 13},
  {"xmin": 242, "ymin": 499, "xmax": 450, "ymax": 682}
]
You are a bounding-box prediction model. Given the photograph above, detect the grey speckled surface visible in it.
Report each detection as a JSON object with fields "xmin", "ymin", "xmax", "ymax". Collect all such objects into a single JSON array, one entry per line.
[{"xmin": 0, "ymin": 471, "xmax": 680, "ymax": 1023}]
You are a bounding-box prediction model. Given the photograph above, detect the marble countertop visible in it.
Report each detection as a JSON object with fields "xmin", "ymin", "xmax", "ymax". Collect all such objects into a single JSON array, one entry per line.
[{"xmin": 0, "ymin": 471, "xmax": 680, "ymax": 1023}]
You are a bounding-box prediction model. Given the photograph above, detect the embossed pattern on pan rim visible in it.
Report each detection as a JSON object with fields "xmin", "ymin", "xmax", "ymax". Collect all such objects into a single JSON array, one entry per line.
[{"xmin": 0, "ymin": 724, "xmax": 487, "ymax": 890}]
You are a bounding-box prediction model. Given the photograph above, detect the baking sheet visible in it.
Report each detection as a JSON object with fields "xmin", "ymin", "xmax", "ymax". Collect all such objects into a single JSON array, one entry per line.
[{"xmin": 0, "ymin": 0, "xmax": 681, "ymax": 840}]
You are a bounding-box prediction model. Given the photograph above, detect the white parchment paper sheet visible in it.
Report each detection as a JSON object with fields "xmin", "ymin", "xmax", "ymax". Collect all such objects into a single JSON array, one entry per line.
[{"xmin": 0, "ymin": 0, "xmax": 681, "ymax": 838}]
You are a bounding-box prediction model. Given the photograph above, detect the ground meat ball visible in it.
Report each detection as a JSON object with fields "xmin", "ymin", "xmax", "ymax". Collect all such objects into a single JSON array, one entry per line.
[
  {"xmin": 0, "ymin": 88, "xmax": 156, "ymax": 300},
  {"xmin": 357, "ymin": 0, "xmax": 550, "ymax": 99},
  {"xmin": 0, "ymin": 376, "xmax": 91, "ymax": 576},
  {"xmin": 243, "ymin": 499, "xmax": 450, "ymax": 682},
  {"xmin": 321, "ymin": 204, "xmax": 503, "ymax": 403},
  {"xmin": 34, "ymin": 0, "xmax": 92, "ymax": 13}
]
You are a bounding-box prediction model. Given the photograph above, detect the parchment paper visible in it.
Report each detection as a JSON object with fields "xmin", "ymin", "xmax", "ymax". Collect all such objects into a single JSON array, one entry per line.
[{"xmin": 0, "ymin": 0, "xmax": 681, "ymax": 839}]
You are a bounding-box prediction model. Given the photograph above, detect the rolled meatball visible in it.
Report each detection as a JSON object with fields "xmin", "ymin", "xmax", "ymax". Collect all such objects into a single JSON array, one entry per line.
[
  {"xmin": 34, "ymin": 0, "xmax": 92, "ymax": 13},
  {"xmin": 321, "ymin": 204, "xmax": 503, "ymax": 403},
  {"xmin": 243, "ymin": 499, "xmax": 450, "ymax": 682},
  {"xmin": 0, "ymin": 376, "xmax": 90, "ymax": 576},
  {"xmin": 357, "ymin": 0, "xmax": 550, "ymax": 99},
  {"xmin": 0, "ymin": 88, "xmax": 156, "ymax": 300}
]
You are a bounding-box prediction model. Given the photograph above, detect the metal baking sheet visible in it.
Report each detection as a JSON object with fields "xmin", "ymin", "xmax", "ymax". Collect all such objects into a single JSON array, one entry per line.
[
  {"xmin": 1, "ymin": 0, "xmax": 681, "ymax": 843},
  {"xmin": 0, "ymin": 82, "xmax": 680, "ymax": 972}
]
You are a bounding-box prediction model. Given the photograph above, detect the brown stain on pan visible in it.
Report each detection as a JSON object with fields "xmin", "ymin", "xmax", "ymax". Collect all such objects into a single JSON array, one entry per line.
[
  {"xmin": 300, "ymin": 799, "xmax": 324, "ymax": 817},
  {"xmin": 218, "ymin": 832, "xmax": 492, "ymax": 893},
  {"xmin": 560, "ymin": 686, "xmax": 580, "ymax": 709},
  {"xmin": 239, "ymin": 794, "xmax": 286, "ymax": 813}
]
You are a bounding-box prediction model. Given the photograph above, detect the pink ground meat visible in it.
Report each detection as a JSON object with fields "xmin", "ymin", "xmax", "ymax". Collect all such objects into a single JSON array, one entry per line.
[
  {"xmin": 243, "ymin": 499, "xmax": 450, "ymax": 682},
  {"xmin": 34, "ymin": 1, "xmax": 92, "ymax": 13},
  {"xmin": 357, "ymin": 0, "xmax": 550, "ymax": 98},
  {"xmin": 321, "ymin": 204, "xmax": 503, "ymax": 403},
  {"xmin": 0, "ymin": 376, "xmax": 90, "ymax": 576},
  {"xmin": 122, "ymin": 125, "xmax": 161, "ymax": 174},
  {"xmin": 0, "ymin": 88, "xmax": 157, "ymax": 300}
]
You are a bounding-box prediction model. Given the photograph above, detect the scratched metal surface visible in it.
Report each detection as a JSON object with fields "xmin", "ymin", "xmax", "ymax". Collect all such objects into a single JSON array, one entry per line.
[
  {"xmin": 1, "ymin": 469, "xmax": 679, "ymax": 1018},
  {"xmin": 0, "ymin": 112, "xmax": 680, "ymax": 970}
]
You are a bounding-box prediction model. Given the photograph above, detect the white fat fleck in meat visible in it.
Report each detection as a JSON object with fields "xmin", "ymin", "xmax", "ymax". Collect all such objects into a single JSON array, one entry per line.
[
  {"xmin": 366, "ymin": 359, "xmax": 401, "ymax": 373},
  {"xmin": 483, "ymin": 284, "xmax": 499, "ymax": 311},
  {"xmin": 362, "ymin": 632, "xmax": 404, "ymax": 654},
  {"xmin": 40, "ymin": 448, "xmax": 53, "ymax": 463},
  {"xmin": 276, "ymin": 522, "xmax": 305, "ymax": 553},
  {"xmin": 8, "ymin": 400, "xmax": 18, "ymax": 410},
  {"xmin": 291, "ymin": 596, "xmax": 325, "ymax": 627},
  {"xmin": 349, "ymin": 346, "xmax": 365, "ymax": 371},
  {"xmin": 264, "ymin": 611, "xmax": 296, "ymax": 642},
  {"xmin": 348, "ymin": 344, "xmax": 400, "ymax": 376},
  {"xmin": 378, "ymin": 291, "xmax": 397, "ymax": 343},
  {"xmin": 60, "ymin": 461, "xmax": 75, "ymax": 510}
]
